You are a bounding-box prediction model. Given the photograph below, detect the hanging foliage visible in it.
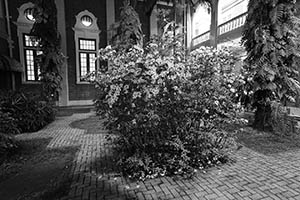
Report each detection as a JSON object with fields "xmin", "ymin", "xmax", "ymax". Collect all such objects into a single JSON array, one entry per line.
[
  {"xmin": 31, "ymin": 0, "xmax": 65, "ymax": 102},
  {"xmin": 242, "ymin": 0, "xmax": 300, "ymax": 130}
]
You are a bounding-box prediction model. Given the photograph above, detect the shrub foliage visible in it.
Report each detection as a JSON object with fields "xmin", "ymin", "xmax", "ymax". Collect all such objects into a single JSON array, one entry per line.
[
  {"xmin": 0, "ymin": 91, "xmax": 56, "ymax": 133},
  {"xmin": 0, "ymin": 110, "xmax": 20, "ymax": 135},
  {"xmin": 91, "ymin": 30, "xmax": 240, "ymax": 180}
]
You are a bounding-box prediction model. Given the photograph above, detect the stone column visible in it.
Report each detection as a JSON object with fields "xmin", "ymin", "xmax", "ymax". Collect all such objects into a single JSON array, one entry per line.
[
  {"xmin": 210, "ymin": 0, "xmax": 219, "ymax": 48},
  {"xmin": 55, "ymin": 0, "xmax": 69, "ymax": 106},
  {"xmin": 186, "ymin": 2, "xmax": 192, "ymax": 49}
]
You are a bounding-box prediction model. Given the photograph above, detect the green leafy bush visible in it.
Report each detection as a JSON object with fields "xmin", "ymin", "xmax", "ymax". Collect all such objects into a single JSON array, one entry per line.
[
  {"xmin": 91, "ymin": 32, "xmax": 240, "ymax": 180},
  {"xmin": 0, "ymin": 91, "xmax": 56, "ymax": 133}
]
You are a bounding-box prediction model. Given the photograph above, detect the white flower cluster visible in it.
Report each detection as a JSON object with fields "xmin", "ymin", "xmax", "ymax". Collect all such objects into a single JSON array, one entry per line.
[
  {"xmin": 132, "ymin": 91, "xmax": 142, "ymax": 99},
  {"xmin": 107, "ymin": 84, "xmax": 122, "ymax": 108}
]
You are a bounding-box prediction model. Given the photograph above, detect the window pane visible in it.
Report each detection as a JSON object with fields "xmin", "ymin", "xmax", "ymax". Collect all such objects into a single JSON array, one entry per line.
[
  {"xmin": 25, "ymin": 50, "xmax": 35, "ymax": 81},
  {"xmin": 79, "ymin": 39, "xmax": 96, "ymax": 50},
  {"xmin": 80, "ymin": 53, "xmax": 87, "ymax": 76},
  {"xmin": 24, "ymin": 34, "xmax": 39, "ymax": 47},
  {"xmin": 89, "ymin": 53, "xmax": 96, "ymax": 72}
]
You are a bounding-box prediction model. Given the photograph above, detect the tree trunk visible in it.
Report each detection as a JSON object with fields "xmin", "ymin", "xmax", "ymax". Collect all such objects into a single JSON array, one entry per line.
[{"xmin": 252, "ymin": 89, "xmax": 273, "ymax": 131}]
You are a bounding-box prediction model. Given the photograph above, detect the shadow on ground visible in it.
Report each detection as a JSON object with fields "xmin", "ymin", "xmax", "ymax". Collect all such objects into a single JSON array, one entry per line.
[{"xmin": 69, "ymin": 115, "xmax": 108, "ymax": 135}]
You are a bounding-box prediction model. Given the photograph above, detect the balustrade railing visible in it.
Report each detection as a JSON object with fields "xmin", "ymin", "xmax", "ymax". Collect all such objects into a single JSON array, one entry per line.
[
  {"xmin": 192, "ymin": 31, "xmax": 210, "ymax": 47},
  {"xmin": 218, "ymin": 12, "xmax": 247, "ymax": 35},
  {"xmin": 192, "ymin": 12, "xmax": 248, "ymax": 47}
]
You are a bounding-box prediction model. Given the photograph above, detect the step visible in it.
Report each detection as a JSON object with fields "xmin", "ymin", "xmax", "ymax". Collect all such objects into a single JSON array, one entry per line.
[{"xmin": 56, "ymin": 105, "xmax": 95, "ymax": 116}]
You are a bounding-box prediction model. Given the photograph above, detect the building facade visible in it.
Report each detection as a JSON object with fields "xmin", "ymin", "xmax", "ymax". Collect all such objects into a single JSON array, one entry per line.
[
  {"xmin": 190, "ymin": 0, "xmax": 300, "ymax": 49},
  {"xmin": 0, "ymin": 0, "xmax": 160, "ymax": 106},
  {"xmin": 1, "ymin": 0, "xmax": 299, "ymax": 106},
  {"xmin": 191, "ymin": 0, "xmax": 249, "ymax": 49}
]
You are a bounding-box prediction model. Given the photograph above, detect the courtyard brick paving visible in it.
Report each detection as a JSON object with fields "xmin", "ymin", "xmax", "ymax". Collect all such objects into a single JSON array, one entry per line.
[{"xmin": 16, "ymin": 113, "xmax": 300, "ymax": 200}]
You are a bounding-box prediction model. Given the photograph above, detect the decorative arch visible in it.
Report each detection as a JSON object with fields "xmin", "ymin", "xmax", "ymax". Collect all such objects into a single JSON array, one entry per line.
[
  {"xmin": 15, "ymin": 2, "xmax": 41, "ymax": 82},
  {"xmin": 73, "ymin": 10, "xmax": 101, "ymax": 83}
]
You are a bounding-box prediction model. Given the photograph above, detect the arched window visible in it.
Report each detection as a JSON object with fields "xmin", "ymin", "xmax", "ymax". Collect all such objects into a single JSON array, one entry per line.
[
  {"xmin": 15, "ymin": 2, "xmax": 41, "ymax": 82},
  {"xmin": 73, "ymin": 10, "xmax": 100, "ymax": 83},
  {"xmin": 24, "ymin": 7, "xmax": 35, "ymax": 22}
]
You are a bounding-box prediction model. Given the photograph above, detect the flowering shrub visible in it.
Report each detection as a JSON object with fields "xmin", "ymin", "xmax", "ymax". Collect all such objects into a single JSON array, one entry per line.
[
  {"xmin": 230, "ymin": 64, "xmax": 254, "ymax": 110},
  {"xmin": 92, "ymin": 32, "xmax": 240, "ymax": 180}
]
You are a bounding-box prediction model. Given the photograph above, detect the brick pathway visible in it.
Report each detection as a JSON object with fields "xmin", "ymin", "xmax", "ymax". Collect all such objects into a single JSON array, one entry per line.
[{"xmin": 17, "ymin": 113, "xmax": 300, "ymax": 200}]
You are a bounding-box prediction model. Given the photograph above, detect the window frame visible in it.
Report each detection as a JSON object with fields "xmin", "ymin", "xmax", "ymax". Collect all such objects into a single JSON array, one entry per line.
[
  {"xmin": 78, "ymin": 38, "xmax": 96, "ymax": 51},
  {"xmin": 78, "ymin": 52, "xmax": 97, "ymax": 78},
  {"xmin": 78, "ymin": 38, "xmax": 97, "ymax": 80},
  {"xmin": 23, "ymin": 33, "xmax": 41, "ymax": 82}
]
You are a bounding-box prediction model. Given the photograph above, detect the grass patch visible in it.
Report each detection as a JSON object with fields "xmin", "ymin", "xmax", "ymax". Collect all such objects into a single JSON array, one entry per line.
[
  {"xmin": 0, "ymin": 138, "xmax": 51, "ymax": 180},
  {"xmin": 0, "ymin": 138, "xmax": 79, "ymax": 200},
  {"xmin": 236, "ymin": 126, "xmax": 300, "ymax": 155},
  {"xmin": 37, "ymin": 176, "xmax": 73, "ymax": 200}
]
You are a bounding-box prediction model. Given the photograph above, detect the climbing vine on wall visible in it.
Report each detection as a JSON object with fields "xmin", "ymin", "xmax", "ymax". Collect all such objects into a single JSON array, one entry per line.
[{"xmin": 31, "ymin": 0, "xmax": 65, "ymax": 102}]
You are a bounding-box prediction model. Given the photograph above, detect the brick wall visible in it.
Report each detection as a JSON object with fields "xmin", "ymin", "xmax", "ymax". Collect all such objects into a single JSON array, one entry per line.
[
  {"xmin": 0, "ymin": 0, "xmax": 8, "ymax": 56},
  {"xmin": 8, "ymin": 0, "xmax": 29, "ymax": 62},
  {"xmin": 0, "ymin": 38, "xmax": 8, "ymax": 55}
]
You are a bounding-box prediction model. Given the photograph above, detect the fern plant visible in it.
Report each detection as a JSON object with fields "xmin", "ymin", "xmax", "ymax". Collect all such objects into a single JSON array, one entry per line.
[{"xmin": 242, "ymin": 0, "xmax": 300, "ymax": 130}]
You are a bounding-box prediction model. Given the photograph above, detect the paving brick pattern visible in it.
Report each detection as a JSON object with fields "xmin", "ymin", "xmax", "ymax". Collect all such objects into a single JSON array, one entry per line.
[{"xmin": 17, "ymin": 113, "xmax": 300, "ymax": 200}]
